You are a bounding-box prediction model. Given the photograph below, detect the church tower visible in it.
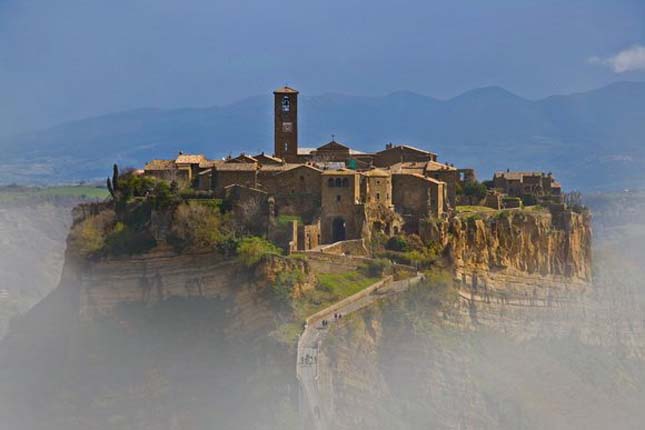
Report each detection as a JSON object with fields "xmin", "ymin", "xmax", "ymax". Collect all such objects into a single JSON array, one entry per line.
[{"xmin": 274, "ymin": 86, "xmax": 299, "ymax": 162}]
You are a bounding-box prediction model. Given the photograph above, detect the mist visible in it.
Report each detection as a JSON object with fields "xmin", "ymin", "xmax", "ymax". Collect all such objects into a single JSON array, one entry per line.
[
  {"xmin": 2, "ymin": 1, "xmax": 645, "ymax": 429},
  {"xmin": 0, "ymin": 189, "xmax": 644, "ymax": 429}
]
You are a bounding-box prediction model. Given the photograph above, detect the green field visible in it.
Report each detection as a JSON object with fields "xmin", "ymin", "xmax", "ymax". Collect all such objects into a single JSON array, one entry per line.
[
  {"xmin": 0, "ymin": 185, "xmax": 109, "ymax": 202},
  {"xmin": 293, "ymin": 270, "xmax": 380, "ymax": 321}
]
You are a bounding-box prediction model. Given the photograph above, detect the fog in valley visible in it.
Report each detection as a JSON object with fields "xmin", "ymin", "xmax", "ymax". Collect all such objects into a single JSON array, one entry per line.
[
  {"xmin": 0, "ymin": 188, "xmax": 644, "ymax": 429},
  {"xmin": 1, "ymin": 2, "xmax": 645, "ymax": 429}
]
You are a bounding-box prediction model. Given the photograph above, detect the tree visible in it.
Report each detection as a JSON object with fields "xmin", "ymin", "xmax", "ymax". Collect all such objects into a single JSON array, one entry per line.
[
  {"xmin": 168, "ymin": 202, "xmax": 228, "ymax": 251},
  {"xmin": 462, "ymin": 181, "xmax": 488, "ymax": 201},
  {"xmin": 112, "ymin": 164, "xmax": 120, "ymax": 193}
]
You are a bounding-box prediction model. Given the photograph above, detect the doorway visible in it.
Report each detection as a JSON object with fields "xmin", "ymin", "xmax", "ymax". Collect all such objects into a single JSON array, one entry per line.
[{"xmin": 332, "ymin": 217, "xmax": 347, "ymax": 242}]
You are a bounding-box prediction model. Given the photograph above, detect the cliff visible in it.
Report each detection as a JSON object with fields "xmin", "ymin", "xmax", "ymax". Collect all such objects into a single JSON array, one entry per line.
[
  {"xmin": 423, "ymin": 208, "xmax": 592, "ymax": 295},
  {"xmin": 74, "ymin": 247, "xmax": 315, "ymax": 321},
  {"xmin": 314, "ymin": 258, "xmax": 645, "ymax": 430},
  {"xmin": 0, "ymin": 247, "xmax": 310, "ymax": 430}
]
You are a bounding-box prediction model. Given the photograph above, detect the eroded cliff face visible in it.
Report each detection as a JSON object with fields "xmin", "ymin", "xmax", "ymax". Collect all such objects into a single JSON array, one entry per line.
[
  {"xmin": 0, "ymin": 249, "xmax": 311, "ymax": 430},
  {"xmin": 76, "ymin": 247, "xmax": 314, "ymax": 321},
  {"xmin": 317, "ymin": 279, "xmax": 645, "ymax": 430},
  {"xmin": 423, "ymin": 209, "xmax": 592, "ymax": 294}
]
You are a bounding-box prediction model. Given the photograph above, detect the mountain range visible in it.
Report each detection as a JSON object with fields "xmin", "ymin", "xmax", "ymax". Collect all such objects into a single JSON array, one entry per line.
[{"xmin": 2, "ymin": 81, "xmax": 645, "ymax": 191}]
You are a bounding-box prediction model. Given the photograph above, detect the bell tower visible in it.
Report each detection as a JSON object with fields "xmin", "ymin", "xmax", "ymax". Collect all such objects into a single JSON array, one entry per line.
[{"xmin": 274, "ymin": 86, "xmax": 299, "ymax": 162}]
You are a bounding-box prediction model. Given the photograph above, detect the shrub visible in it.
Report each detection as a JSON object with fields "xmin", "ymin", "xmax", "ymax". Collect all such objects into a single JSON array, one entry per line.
[
  {"xmin": 104, "ymin": 222, "xmax": 157, "ymax": 256},
  {"xmin": 68, "ymin": 210, "xmax": 116, "ymax": 257},
  {"xmin": 362, "ymin": 258, "xmax": 392, "ymax": 277},
  {"xmin": 520, "ymin": 193, "xmax": 538, "ymax": 206},
  {"xmin": 385, "ymin": 235, "xmax": 409, "ymax": 252},
  {"xmin": 168, "ymin": 202, "xmax": 229, "ymax": 252},
  {"xmin": 236, "ymin": 237, "xmax": 282, "ymax": 267},
  {"xmin": 461, "ymin": 181, "xmax": 488, "ymax": 201},
  {"xmin": 277, "ymin": 214, "xmax": 302, "ymax": 226},
  {"xmin": 270, "ymin": 270, "xmax": 304, "ymax": 309}
]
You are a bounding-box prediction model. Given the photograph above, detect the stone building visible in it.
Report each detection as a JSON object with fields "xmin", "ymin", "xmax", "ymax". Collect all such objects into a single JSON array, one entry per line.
[
  {"xmin": 493, "ymin": 171, "xmax": 562, "ymax": 200},
  {"xmin": 320, "ymin": 170, "xmax": 364, "ymax": 243},
  {"xmin": 392, "ymin": 173, "xmax": 445, "ymax": 233},
  {"xmin": 142, "ymin": 85, "xmax": 478, "ymax": 248},
  {"xmin": 373, "ymin": 143, "xmax": 437, "ymax": 167}
]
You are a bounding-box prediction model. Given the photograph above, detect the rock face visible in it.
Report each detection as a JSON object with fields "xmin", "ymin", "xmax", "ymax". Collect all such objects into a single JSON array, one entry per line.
[
  {"xmin": 0, "ymin": 248, "xmax": 309, "ymax": 430},
  {"xmin": 423, "ymin": 208, "xmax": 592, "ymax": 294},
  {"xmin": 75, "ymin": 247, "xmax": 314, "ymax": 320},
  {"xmin": 316, "ymin": 276, "xmax": 645, "ymax": 430}
]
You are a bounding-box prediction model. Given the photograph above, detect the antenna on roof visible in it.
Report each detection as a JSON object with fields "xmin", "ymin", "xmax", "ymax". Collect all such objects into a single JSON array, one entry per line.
[{"xmin": 331, "ymin": 134, "xmax": 335, "ymax": 142}]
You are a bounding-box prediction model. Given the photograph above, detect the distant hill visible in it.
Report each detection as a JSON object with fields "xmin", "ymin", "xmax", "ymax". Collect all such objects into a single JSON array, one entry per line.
[{"xmin": 2, "ymin": 81, "xmax": 645, "ymax": 191}]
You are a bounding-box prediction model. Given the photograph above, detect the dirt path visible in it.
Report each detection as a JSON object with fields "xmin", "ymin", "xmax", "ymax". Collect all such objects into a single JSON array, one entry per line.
[{"xmin": 296, "ymin": 274, "xmax": 424, "ymax": 429}]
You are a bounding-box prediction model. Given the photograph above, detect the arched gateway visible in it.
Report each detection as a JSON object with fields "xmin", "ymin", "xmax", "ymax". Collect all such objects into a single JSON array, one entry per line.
[{"xmin": 332, "ymin": 217, "xmax": 346, "ymax": 242}]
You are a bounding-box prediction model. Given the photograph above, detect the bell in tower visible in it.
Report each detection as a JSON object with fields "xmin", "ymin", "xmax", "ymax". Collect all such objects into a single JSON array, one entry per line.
[{"xmin": 274, "ymin": 86, "xmax": 299, "ymax": 162}]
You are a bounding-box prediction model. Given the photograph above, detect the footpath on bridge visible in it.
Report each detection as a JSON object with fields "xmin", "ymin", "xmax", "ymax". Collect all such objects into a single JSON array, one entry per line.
[{"xmin": 296, "ymin": 271, "xmax": 424, "ymax": 430}]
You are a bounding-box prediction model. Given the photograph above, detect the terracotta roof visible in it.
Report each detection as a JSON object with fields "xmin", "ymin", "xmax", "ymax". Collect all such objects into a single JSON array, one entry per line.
[
  {"xmin": 388, "ymin": 161, "xmax": 427, "ymax": 174},
  {"xmin": 176, "ymin": 154, "xmax": 206, "ymax": 164},
  {"xmin": 214, "ymin": 163, "xmax": 258, "ymax": 171},
  {"xmin": 280, "ymin": 164, "xmax": 322, "ymax": 174},
  {"xmin": 362, "ymin": 168, "xmax": 390, "ymax": 177},
  {"xmin": 377, "ymin": 144, "xmax": 437, "ymax": 157},
  {"xmin": 425, "ymin": 161, "xmax": 457, "ymax": 172},
  {"xmin": 321, "ymin": 169, "xmax": 359, "ymax": 176},
  {"xmin": 392, "ymin": 171, "xmax": 445, "ymax": 185},
  {"xmin": 274, "ymin": 86, "xmax": 299, "ymax": 94},
  {"xmin": 228, "ymin": 154, "xmax": 258, "ymax": 163},
  {"xmin": 144, "ymin": 159, "xmax": 176, "ymax": 170},
  {"xmin": 316, "ymin": 140, "xmax": 350, "ymax": 151},
  {"xmin": 199, "ymin": 159, "xmax": 225, "ymax": 168},
  {"xmin": 253, "ymin": 153, "xmax": 283, "ymax": 164},
  {"xmin": 258, "ymin": 163, "xmax": 297, "ymax": 172}
]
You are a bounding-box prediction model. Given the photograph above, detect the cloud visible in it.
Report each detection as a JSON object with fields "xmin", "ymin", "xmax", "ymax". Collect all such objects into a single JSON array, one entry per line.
[{"xmin": 588, "ymin": 45, "xmax": 645, "ymax": 73}]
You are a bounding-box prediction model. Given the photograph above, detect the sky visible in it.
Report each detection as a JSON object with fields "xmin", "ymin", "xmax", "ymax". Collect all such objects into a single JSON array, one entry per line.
[{"xmin": 1, "ymin": 0, "xmax": 644, "ymax": 136}]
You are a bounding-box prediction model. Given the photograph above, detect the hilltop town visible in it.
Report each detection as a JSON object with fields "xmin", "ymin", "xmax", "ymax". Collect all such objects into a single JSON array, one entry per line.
[{"xmin": 140, "ymin": 86, "xmax": 564, "ymax": 252}]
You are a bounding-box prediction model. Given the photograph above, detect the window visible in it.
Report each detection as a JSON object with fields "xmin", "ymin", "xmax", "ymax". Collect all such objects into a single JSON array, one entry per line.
[
  {"xmin": 284, "ymin": 142, "xmax": 288, "ymax": 152},
  {"xmin": 336, "ymin": 195, "xmax": 341, "ymax": 202},
  {"xmin": 335, "ymin": 178, "xmax": 342, "ymax": 187},
  {"xmin": 377, "ymin": 193, "xmax": 380, "ymax": 200},
  {"xmin": 328, "ymin": 178, "xmax": 334, "ymax": 187},
  {"xmin": 281, "ymin": 96, "xmax": 290, "ymax": 112}
]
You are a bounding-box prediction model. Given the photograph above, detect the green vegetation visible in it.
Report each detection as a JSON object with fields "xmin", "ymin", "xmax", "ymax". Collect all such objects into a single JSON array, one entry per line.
[
  {"xmin": 68, "ymin": 210, "xmax": 116, "ymax": 257},
  {"xmin": 270, "ymin": 321, "xmax": 303, "ymax": 345},
  {"xmin": 457, "ymin": 180, "xmax": 488, "ymax": 201},
  {"xmin": 269, "ymin": 268, "xmax": 305, "ymax": 309},
  {"xmin": 379, "ymin": 234, "xmax": 441, "ymax": 269},
  {"xmin": 293, "ymin": 269, "xmax": 381, "ymax": 321},
  {"xmin": 276, "ymin": 214, "xmax": 302, "ymax": 226},
  {"xmin": 362, "ymin": 258, "xmax": 392, "ymax": 277},
  {"xmin": 168, "ymin": 201, "xmax": 231, "ymax": 252},
  {"xmin": 237, "ymin": 236, "xmax": 282, "ymax": 267},
  {"xmin": 0, "ymin": 184, "xmax": 109, "ymax": 202},
  {"xmin": 456, "ymin": 205, "xmax": 495, "ymax": 213}
]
